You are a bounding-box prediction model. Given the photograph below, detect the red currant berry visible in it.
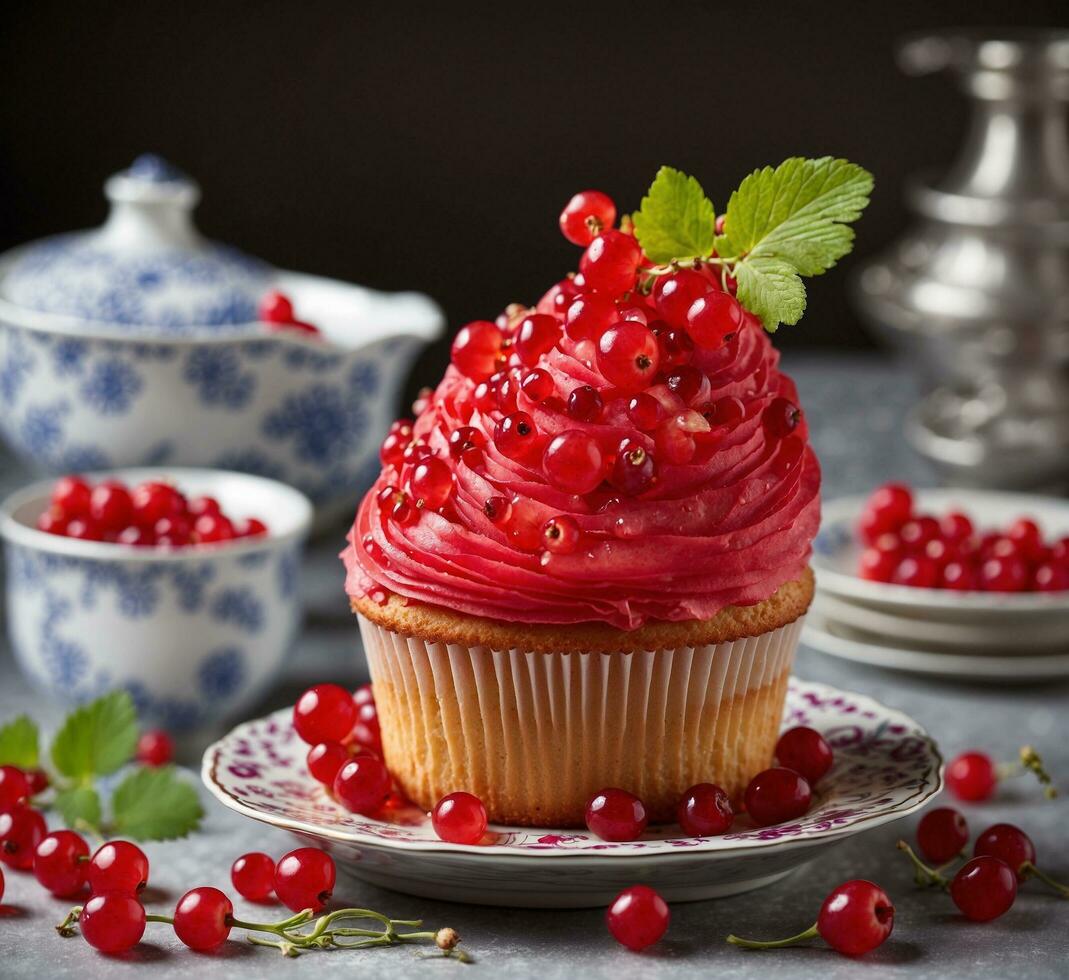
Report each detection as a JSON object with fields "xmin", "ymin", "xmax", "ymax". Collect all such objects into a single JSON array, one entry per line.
[
  {"xmin": 665, "ymin": 365, "xmax": 704, "ymax": 405},
  {"xmin": 858, "ymin": 548, "xmax": 897, "ymax": 582},
  {"xmin": 483, "ymin": 495, "xmax": 512, "ymax": 527},
  {"xmin": 0, "ymin": 765, "xmax": 29, "ymax": 812},
  {"xmin": 763, "ymin": 398, "xmax": 802, "ymax": 438},
  {"xmin": 538, "ymin": 276, "xmax": 582, "ymax": 317},
  {"xmin": 543, "ymin": 515, "xmax": 581, "ymax": 555},
  {"xmin": 652, "ymin": 269, "xmax": 709, "ymax": 326},
  {"xmin": 892, "ymin": 555, "xmax": 939, "ymax": 588},
  {"xmin": 0, "ymin": 804, "xmax": 46, "ymax": 869},
  {"xmin": 380, "ymin": 429, "xmax": 410, "ymax": 467},
  {"xmin": 980, "ymin": 555, "xmax": 1029, "ymax": 592},
  {"xmin": 658, "ymin": 326, "xmax": 695, "ymax": 366},
  {"xmin": 237, "ymin": 516, "xmax": 268, "ymax": 538},
  {"xmin": 333, "ymin": 756, "xmax": 391, "ymax": 815},
  {"xmin": 25, "ymin": 768, "xmax": 48, "ymax": 796},
  {"xmin": 293, "ymin": 684, "xmax": 357, "ymax": 746},
  {"xmin": 132, "ymin": 481, "xmax": 185, "ymax": 528},
  {"xmin": 187, "ymin": 495, "xmax": 221, "ymax": 520},
  {"xmin": 507, "ymin": 497, "xmax": 544, "ymax": 551},
  {"xmin": 90, "ymin": 480, "xmax": 134, "ymax": 530},
  {"xmin": 452, "ymin": 320, "xmax": 504, "ymax": 380},
  {"xmin": 136, "ymin": 729, "xmax": 174, "ymax": 767},
  {"xmin": 51, "ymin": 474, "xmax": 92, "ymax": 519},
  {"xmin": 585, "ymin": 788, "xmax": 648, "ymax": 842},
  {"xmin": 706, "ymin": 395, "xmax": 745, "ymax": 427},
  {"xmin": 432, "ymin": 792, "xmax": 488, "ymax": 845},
  {"xmin": 940, "ymin": 511, "xmax": 974, "ymax": 543},
  {"xmin": 596, "ymin": 321, "xmax": 660, "ymax": 392},
  {"xmin": 520, "ymin": 368, "xmax": 554, "ymax": 402},
  {"xmin": 173, "ymin": 885, "xmax": 233, "ymax": 951},
  {"xmin": 566, "ymin": 293, "xmax": 617, "ymax": 342},
  {"xmin": 899, "ymin": 516, "xmax": 939, "ymax": 552},
  {"xmin": 1034, "ymin": 561, "xmax": 1069, "ymax": 591},
  {"xmin": 973, "ymin": 823, "xmax": 1035, "ymax": 880},
  {"xmin": 79, "ymin": 891, "xmax": 146, "ymax": 953},
  {"xmin": 686, "ymin": 291, "xmax": 743, "ymax": 348},
  {"xmin": 628, "ymin": 392, "xmax": 663, "ymax": 431},
  {"xmin": 231, "ymin": 851, "xmax": 276, "ymax": 902},
  {"xmin": 307, "ymin": 741, "xmax": 350, "ymax": 785},
  {"xmin": 580, "ymin": 230, "xmax": 642, "ymax": 295},
  {"xmin": 543, "ymin": 430, "xmax": 605, "ymax": 494},
  {"xmin": 409, "ymin": 458, "xmax": 454, "ymax": 510},
  {"xmin": 274, "ymin": 847, "xmax": 335, "ymax": 913},
  {"xmin": 946, "ymin": 751, "xmax": 997, "ymax": 802},
  {"xmin": 494, "ymin": 412, "xmax": 539, "ymax": 461},
  {"xmin": 606, "ymin": 885, "xmax": 669, "ymax": 951},
  {"xmin": 775, "ymin": 727, "xmax": 834, "ymax": 784},
  {"xmin": 36, "ymin": 509, "xmax": 69, "ymax": 535},
  {"xmin": 950, "ymin": 856, "xmax": 1017, "ymax": 921},
  {"xmin": 89, "ymin": 840, "xmax": 149, "ymax": 895},
  {"xmin": 1007, "ymin": 517, "xmax": 1044, "ymax": 562},
  {"xmin": 193, "ymin": 512, "xmax": 235, "ymax": 544},
  {"xmin": 515, "ymin": 314, "xmax": 561, "ymax": 366},
  {"xmin": 941, "ymin": 560, "xmax": 979, "ymax": 591},
  {"xmin": 154, "ymin": 515, "xmax": 192, "ymax": 547},
  {"xmin": 677, "ymin": 783, "xmax": 734, "ymax": 836},
  {"xmin": 260, "ymin": 290, "xmax": 294, "ymax": 323},
  {"xmin": 559, "ymin": 190, "xmax": 616, "ymax": 246},
  {"xmin": 566, "ymin": 384, "xmax": 603, "ymax": 422},
  {"xmin": 448, "ymin": 425, "xmax": 486, "ymax": 459},
  {"xmin": 610, "ymin": 439, "xmax": 657, "ymax": 496},
  {"xmin": 816, "ymin": 879, "xmax": 895, "ymax": 956},
  {"xmin": 744, "ymin": 768, "xmax": 812, "ymax": 827},
  {"xmin": 916, "ymin": 807, "xmax": 969, "ymax": 864},
  {"xmin": 117, "ymin": 524, "xmax": 156, "ymax": 546},
  {"xmin": 858, "ymin": 483, "xmax": 913, "ymax": 543},
  {"xmin": 33, "ymin": 829, "xmax": 89, "ymax": 897},
  {"xmin": 66, "ymin": 517, "xmax": 105, "ymax": 541}
]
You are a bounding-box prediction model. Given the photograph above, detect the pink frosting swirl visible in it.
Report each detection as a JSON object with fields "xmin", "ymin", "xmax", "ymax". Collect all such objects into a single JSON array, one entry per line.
[{"xmin": 343, "ymin": 305, "xmax": 819, "ymax": 630}]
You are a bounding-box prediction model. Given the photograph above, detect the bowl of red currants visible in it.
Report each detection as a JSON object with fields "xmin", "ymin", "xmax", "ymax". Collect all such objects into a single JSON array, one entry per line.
[{"xmin": 0, "ymin": 468, "xmax": 313, "ymax": 730}]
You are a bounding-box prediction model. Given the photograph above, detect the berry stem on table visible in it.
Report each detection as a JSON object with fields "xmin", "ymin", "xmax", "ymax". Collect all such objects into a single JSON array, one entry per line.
[
  {"xmin": 1021, "ymin": 862, "xmax": 1069, "ymax": 899},
  {"xmin": 896, "ymin": 840, "xmax": 950, "ymax": 889},
  {"xmin": 1019, "ymin": 746, "xmax": 1058, "ymax": 800},
  {"xmin": 726, "ymin": 923, "xmax": 820, "ymax": 950}
]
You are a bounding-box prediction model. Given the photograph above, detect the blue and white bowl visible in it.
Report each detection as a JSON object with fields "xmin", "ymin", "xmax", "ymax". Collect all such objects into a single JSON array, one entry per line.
[
  {"xmin": 0, "ymin": 157, "xmax": 443, "ymax": 520},
  {"xmin": 0, "ymin": 468, "xmax": 313, "ymax": 731}
]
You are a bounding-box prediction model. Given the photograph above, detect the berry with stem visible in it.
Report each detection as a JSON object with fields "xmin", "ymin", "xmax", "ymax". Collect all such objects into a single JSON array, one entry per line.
[
  {"xmin": 677, "ymin": 783, "xmax": 734, "ymax": 836},
  {"xmin": 774, "ymin": 727, "xmax": 833, "ymax": 784},
  {"xmin": 606, "ymin": 885, "xmax": 669, "ymax": 951},
  {"xmin": 73, "ymin": 892, "xmax": 147, "ymax": 953},
  {"xmin": 585, "ymin": 788, "xmax": 647, "ymax": 842},
  {"xmin": 33, "ymin": 830, "xmax": 90, "ymax": 897},
  {"xmin": 432, "ymin": 792, "xmax": 488, "ymax": 845},
  {"xmin": 173, "ymin": 886, "xmax": 234, "ymax": 951},
  {"xmin": 559, "ymin": 190, "xmax": 616, "ymax": 246},
  {"xmin": 232, "ymin": 852, "xmax": 277, "ymax": 902},
  {"xmin": 973, "ymin": 823, "xmax": 1069, "ymax": 896},
  {"xmin": 744, "ymin": 768, "xmax": 812, "ymax": 827},
  {"xmin": 580, "ymin": 230, "xmax": 642, "ymax": 295},
  {"xmin": 0, "ymin": 803, "xmax": 47, "ymax": 869},
  {"xmin": 274, "ymin": 847, "xmax": 336, "ymax": 914},
  {"xmin": 494, "ymin": 412, "xmax": 539, "ymax": 461},
  {"xmin": 727, "ymin": 879, "xmax": 894, "ymax": 957},
  {"xmin": 916, "ymin": 807, "xmax": 969, "ymax": 864},
  {"xmin": 88, "ymin": 840, "xmax": 149, "ymax": 895},
  {"xmin": 596, "ymin": 321, "xmax": 660, "ymax": 391},
  {"xmin": 543, "ymin": 515, "xmax": 581, "ymax": 555},
  {"xmin": 610, "ymin": 439, "xmax": 657, "ymax": 497}
]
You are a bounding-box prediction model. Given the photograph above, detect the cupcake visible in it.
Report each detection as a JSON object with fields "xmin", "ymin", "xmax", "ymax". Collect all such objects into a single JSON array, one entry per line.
[{"xmin": 343, "ymin": 160, "xmax": 871, "ymax": 826}]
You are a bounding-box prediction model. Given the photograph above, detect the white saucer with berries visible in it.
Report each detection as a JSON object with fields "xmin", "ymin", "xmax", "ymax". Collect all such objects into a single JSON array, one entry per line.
[{"xmin": 202, "ymin": 678, "xmax": 941, "ymax": 908}]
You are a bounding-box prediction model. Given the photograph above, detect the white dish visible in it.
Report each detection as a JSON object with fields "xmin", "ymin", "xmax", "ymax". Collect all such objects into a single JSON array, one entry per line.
[
  {"xmin": 803, "ymin": 609, "xmax": 1069, "ymax": 682},
  {"xmin": 202, "ymin": 679, "xmax": 942, "ymax": 908}
]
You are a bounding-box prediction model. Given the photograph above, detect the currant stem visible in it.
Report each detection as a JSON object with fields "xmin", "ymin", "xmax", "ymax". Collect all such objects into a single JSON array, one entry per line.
[
  {"xmin": 1019, "ymin": 746, "xmax": 1058, "ymax": 799},
  {"xmin": 1021, "ymin": 862, "xmax": 1069, "ymax": 899},
  {"xmin": 727, "ymin": 923, "xmax": 820, "ymax": 950},
  {"xmin": 55, "ymin": 907, "xmax": 83, "ymax": 937},
  {"xmin": 896, "ymin": 840, "xmax": 950, "ymax": 889}
]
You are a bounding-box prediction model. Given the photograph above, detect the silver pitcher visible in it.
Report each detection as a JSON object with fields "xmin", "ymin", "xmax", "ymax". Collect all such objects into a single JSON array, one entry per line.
[{"xmin": 853, "ymin": 29, "xmax": 1069, "ymax": 490}]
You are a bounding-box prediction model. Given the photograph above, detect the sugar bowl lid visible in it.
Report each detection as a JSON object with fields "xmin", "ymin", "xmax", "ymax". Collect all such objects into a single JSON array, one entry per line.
[{"xmin": 1, "ymin": 154, "xmax": 272, "ymax": 333}]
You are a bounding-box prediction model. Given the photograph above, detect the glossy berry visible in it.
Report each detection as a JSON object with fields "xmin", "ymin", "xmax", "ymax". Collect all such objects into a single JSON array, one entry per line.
[
  {"xmin": 596, "ymin": 321, "xmax": 660, "ymax": 391},
  {"xmin": 260, "ymin": 290, "xmax": 295, "ymax": 323},
  {"xmin": 610, "ymin": 438, "xmax": 657, "ymax": 496},
  {"xmin": 88, "ymin": 840, "xmax": 150, "ymax": 895},
  {"xmin": 521, "ymin": 368, "xmax": 554, "ymax": 402},
  {"xmin": 293, "ymin": 684, "xmax": 357, "ymax": 746},
  {"xmin": 566, "ymin": 384, "xmax": 603, "ymax": 422},
  {"xmin": 940, "ymin": 511, "xmax": 974, "ymax": 543},
  {"xmin": 136, "ymin": 730, "xmax": 174, "ymax": 767},
  {"xmin": 559, "ymin": 190, "xmax": 616, "ymax": 246},
  {"xmin": 744, "ymin": 768, "xmax": 812, "ymax": 827},
  {"xmin": 950, "ymin": 856, "xmax": 1017, "ymax": 921},
  {"xmin": 274, "ymin": 847, "xmax": 336, "ymax": 913},
  {"xmin": 307, "ymin": 741, "xmax": 350, "ymax": 785},
  {"xmin": 816, "ymin": 880, "xmax": 895, "ymax": 956},
  {"xmin": 916, "ymin": 807, "xmax": 969, "ymax": 864},
  {"xmin": 494, "ymin": 412, "xmax": 539, "ymax": 461},
  {"xmin": 677, "ymin": 783, "xmax": 734, "ymax": 836},
  {"xmin": 0, "ymin": 765, "xmax": 29, "ymax": 812},
  {"xmin": 653, "ymin": 269, "xmax": 710, "ymax": 326},
  {"xmin": 580, "ymin": 230, "xmax": 642, "ymax": 295},
  {"xmin": 515, "ymin": 314, "xmax": 561, "ymax": 366},
  {"xmin": 543, "ymin": 515, "xmax": 581, "ymax": 555},
  {"xmin": 606, "ymin": 885, "xmax": 670, "ymax": 951},
  {"xmin": 859, "ymin": 547, "xmax": 897, "ymax": 582},
  {"xmin": 763, "ymin": 398, "xmax": 802, "ymax": 438},
  {"xmin": 79, "ymin": 892, "xmax": 146, "ymax": 953},
  {"xmin": 980, "ymin": 555, "xmax": 1029, "ymax": 592},
  {"xmin": 409, "ymin": 458, "xmax": 454, "ymax": 510},
  {"xmin": 0, "ymin": 804, "xmax": 46, "ymax": 869},
  {"xmin": 1007, "ymin": 518, "xmax": 1044, "ymax": 562},
  {"xmin": 452, "ymin": 320, "xmax": 503, "ymax": 380},
  {"xmin": 775, "ymin": 727, "xmax": 834, "ymax": 784},
  {"xmin": 892, "ymin": 556, "xmax": 939, "ymax": 588},
  {"xmin": 707, "ymin": 396, "xmax": 745, "ymax": 427},
  {"xmin": 231, "ymin": 851, "xmax": 276, "ymax": 901},
  {"xmin": 33, "ymin": 829, "xmax": 89, "ymax": 897},
  {"xmin": 973, "ymin": 824, "xmax": 1035, "ymax": 880},
  {"xmin": 483, "ymin": 495, "xmax": 512, "ymax": 527},
  {"xmin": 174, "ymin": 886, "xmax": 234, "ymax": 951},
  {"xmin": 90, "ymin": 481, "xmax": 134, "ymax": 530},
  {"xmin": 237, "ymin": 516, "xmax": 268, "ymax": 538},
  {"xmin": 333, "ymin": 756, "xmax": 391, "ymax": 815},
  {"xmin": 942, "ymin": 560, "xmax": 979, "ymax": 591},
  {"xmin": 52, "ymin": 474, "xmax": 92, "ymax": 519},
  {"xmin": 132, "ymin": 481, "xmax": 184, "ymax": 528},
  {"xmin": 432, "ymin": 792, "xmax": 488, "ymax": 845},
  {"xmin": 566, "ymin": 293, "xmax": 617, "ymax": 342},
  {"xmin": 585, "ymin": 788, "xmax": 648, "ymax": 842},
  {"xmin": 1034, "ymin": 561, "xmax": 1069, "ymax": 591},
  {"xmin": 543, "ymin": 431, "xmax": 605, "ymax": 494},
  {"xmin": 628, "ymin": 393, "xmax": 663, "ymax": 431},
  {"xmin": 858, "ymin": 483, "xmax": 913, "ymax": 543},
  {"xmin": 36, "ymin": 509, "xmax": 69, "ymax": 535},
  {"xmin": 24, "ymin": 768, "xmax": 48, "ymax": 796},
  {"xmin": 66, "ymin": 518, "xmax": 104, "ymax": 541},
  {"xmin": 946, "ymin": 751, "xmax": 997, "ymax": 802},
  {"xmin": 686, "ymin": 291, "xmax": 742, "ymax": 348}
]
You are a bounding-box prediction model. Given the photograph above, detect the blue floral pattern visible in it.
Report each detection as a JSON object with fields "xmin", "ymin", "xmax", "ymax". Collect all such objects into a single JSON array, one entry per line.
[
  {"xmin": 80, "ymin": 359, "xmax": 143, "ymax": 415},
  {"xmin": 198, "ymin": 648, "xmax": 245, "ymax": 700},
  {"xmin": 183, "ymin": 347, "xmax": 255, "ymax": 409},
  {"xmin": 263, "ymin": 385, "xmax": 365, "ymax": 466},
  {"xmin": 210, "ymin": 587, "xmax": 264, "ymax": 633}
]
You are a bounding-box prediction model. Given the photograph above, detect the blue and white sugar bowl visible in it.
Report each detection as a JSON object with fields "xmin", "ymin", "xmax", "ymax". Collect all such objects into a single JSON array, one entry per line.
[{"xmin": 0, "ymin": 156, "xmax": 443, "ymax": 520}]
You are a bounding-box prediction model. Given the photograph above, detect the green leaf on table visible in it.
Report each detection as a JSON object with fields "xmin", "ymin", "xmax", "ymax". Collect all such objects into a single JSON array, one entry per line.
[
  {"xmin": 632, "ymin": 166, "xmax": 717, "ymax": 265},
  {"xmin": 0, "ymin": 714, "xmax": 39, "ymax": 768},
  {"xmin": 50, "ymin": 691, "xmax": 138, "ymax": 780},
  {"xmin": 110, "ymin": 766, "xmax": 204, "ymax": 841},
  {"xmin": 715, "ymin": 156, "xmax": 873, "ymax": 329},
  {"xmin": 54, "ymin": 786, "xmax": 103, "ymax": 833}
]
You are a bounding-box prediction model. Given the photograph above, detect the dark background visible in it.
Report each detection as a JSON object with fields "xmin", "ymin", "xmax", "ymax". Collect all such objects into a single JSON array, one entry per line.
[{"xmin": 3, "ymin": 1, "xmax": 1068, "ymax": 401}]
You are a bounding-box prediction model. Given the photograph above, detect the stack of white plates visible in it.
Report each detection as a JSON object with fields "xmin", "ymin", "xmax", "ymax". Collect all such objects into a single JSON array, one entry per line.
[{"xmin": 807, "ymin": 489, "xmax": 1069, "ymax": 682}]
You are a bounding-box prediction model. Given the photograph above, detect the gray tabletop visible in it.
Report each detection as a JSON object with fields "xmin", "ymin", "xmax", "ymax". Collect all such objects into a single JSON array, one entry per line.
[{"xmin": 1, "ymin": 354, "xmax": 1066, "ymax": 979}]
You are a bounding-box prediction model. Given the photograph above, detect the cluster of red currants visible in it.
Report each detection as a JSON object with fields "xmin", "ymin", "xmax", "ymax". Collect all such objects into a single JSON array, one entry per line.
[
  {"xmin": 36, "ymin": 475, "xmax": 267, "ymax": 547},
  {"xmin": 586, "ymin": 726, "xmax": 833, "ymax": 844},
  {"xmin": 858, "ymin": 483, "xmax": 1068, "ymax": 592},
  {"xmin": 370, "ymin": 187, "xmax": 805, "ymax": 558},
  {"xmin": 259, "ymin": 290, "xmax": 320, "ymax": 336}
]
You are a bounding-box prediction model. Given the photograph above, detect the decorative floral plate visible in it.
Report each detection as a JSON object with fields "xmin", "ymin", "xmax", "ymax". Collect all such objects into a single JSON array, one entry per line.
[{"xmin": 202, "ymin": 679, "xmax": 942, "ymax": 908}]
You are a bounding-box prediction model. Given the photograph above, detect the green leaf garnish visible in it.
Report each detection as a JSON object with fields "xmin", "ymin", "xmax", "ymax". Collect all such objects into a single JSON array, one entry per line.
[
  {"xmin": 50, "ymin": 691, "xmax": 138, "ymax": 780},
  {"xmin": 714, "ymin": 156, "xmax": 873, "ymax": 329},
  {"xmin": 54, "ymin": 786, "xmax": 103, "ymax": 834},
  {"xmin": 0, "ymin": 714, "xmax": 39, "ymax": 768},
  {"xmin": 632, "ymin": 166, "xmax": 717, "ymax": 265},
  {"xmin": 110, "ymin": 766, "xmax": 204, "ymax": 841}
]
